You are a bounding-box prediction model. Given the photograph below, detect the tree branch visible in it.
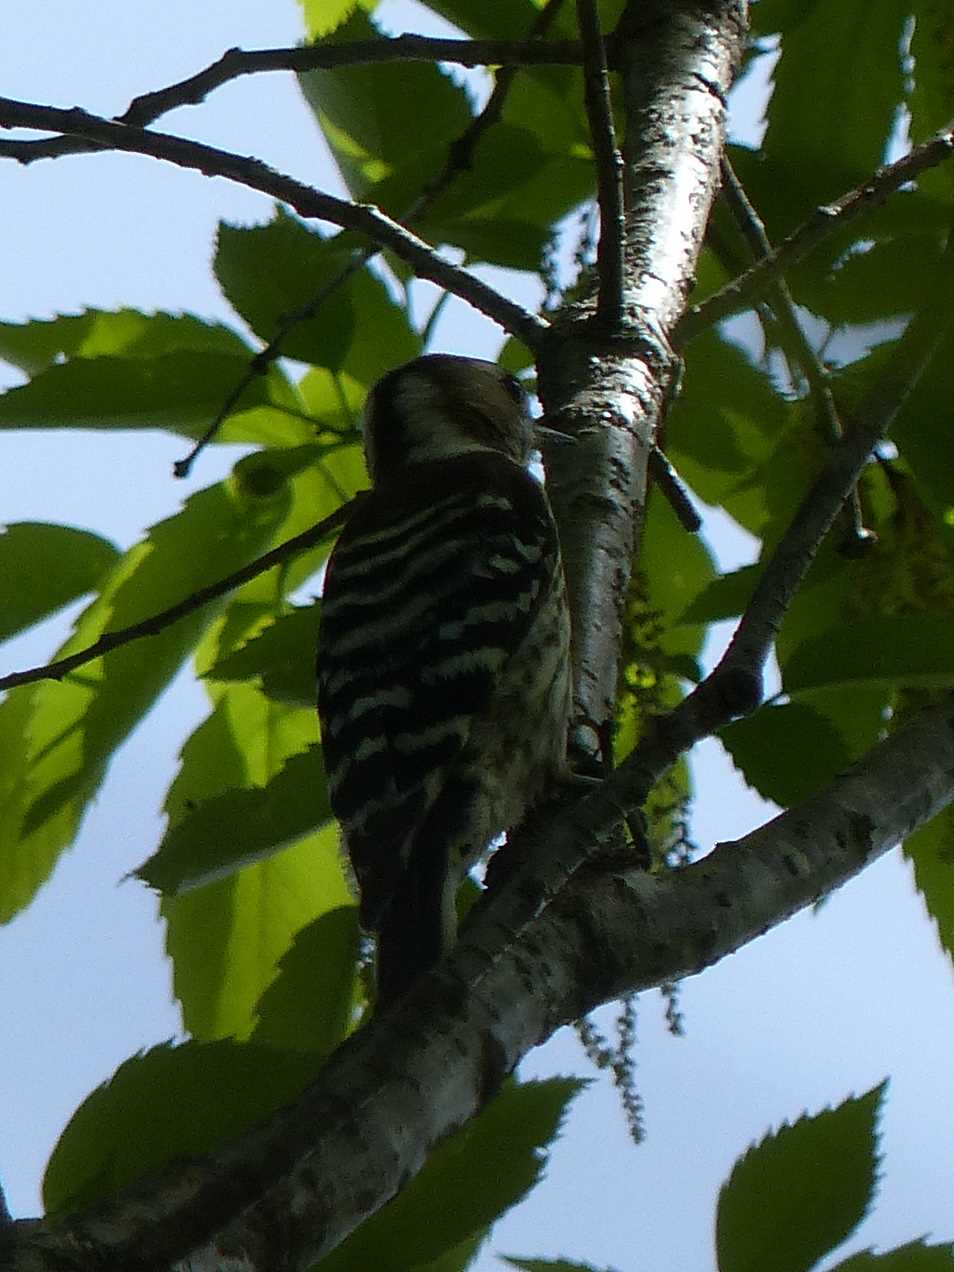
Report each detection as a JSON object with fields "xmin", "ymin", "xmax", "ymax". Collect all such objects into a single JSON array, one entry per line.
[
  {"xmin": 126, "ymin": 35, "xmax": 588, "ymax": 128},
  {"xmin": 0, "ymin": 37, "xmax": 588, "ymax": 164},
  {"xmin": 576, "ymin": 0, "xmax": 626, "ymax": 328},
  {"xmin": 648, "ymin": 444, "xmax": 702, "ymax": 532},
  {"xmin": 678, "ymin": 120, "xmax": 954, "ymax": 342},
  {"xmin": 0, "ymin": 502, "xmax": 358, "ymax": 693},
  {"xmin": 542, "ymin": 0, "xmax": 744, "ymax": 741},
  {"xmin": 14, "ymin": 690, "xmax": 954, "ymax": 1271},
  {"xmin": 0, "ymin": 97, "xmax": 546, "ymax": 351}
]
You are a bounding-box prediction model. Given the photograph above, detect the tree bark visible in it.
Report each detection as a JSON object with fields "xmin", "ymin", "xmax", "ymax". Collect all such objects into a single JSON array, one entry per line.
[{"xmin": 543, "ymin": 0, "xmax": 746, "ymax": 737}]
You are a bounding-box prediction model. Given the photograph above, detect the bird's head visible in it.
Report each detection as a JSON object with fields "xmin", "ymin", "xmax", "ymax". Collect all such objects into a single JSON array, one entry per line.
[{"xmin": 361, "ymin": 354, "xmax": 535, "ymax": 484}]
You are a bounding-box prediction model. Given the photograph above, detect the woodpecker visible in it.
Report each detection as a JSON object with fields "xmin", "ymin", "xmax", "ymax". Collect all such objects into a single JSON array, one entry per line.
[{"xmin": 317, "ymin": 354, "xmax": 572, "ymax": 1004}]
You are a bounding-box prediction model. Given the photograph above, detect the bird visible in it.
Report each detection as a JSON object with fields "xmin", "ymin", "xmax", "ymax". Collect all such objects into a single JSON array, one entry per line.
[{"xmin": 316, "ymin": 354, "xmax": 572, "ymax": 1004}]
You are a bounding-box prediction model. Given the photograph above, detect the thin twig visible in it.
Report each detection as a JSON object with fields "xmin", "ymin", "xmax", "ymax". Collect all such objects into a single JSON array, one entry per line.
[
  {"xmin": 127, "ymin": 36, "xmax": 587, "ymax": 127},
  {"xmin": 173, "ymin": 0, "xmax": 569, "ymax": 477},
  {"xmin": 173, "ymin": 253, "xmax": 371, "ymax": 477},
  {"xmin": 576, "ymin": 0, "xmax": 625, "ymax": 328},
  {"xmin": 410, "ymin": 0, "xmax": 569, "ymax": 216},
  {"xmin": 648, "ymin": 445, "xmax": 701, "ymax": 532},
  {"xmin": 677, "ymin": 121, "xmax": 954, "ymax": 343},
  {"xmin": 0, "ymin": 96, "xmax": 547, "ymax": 352},
  {"xmin": 718, "ymin": 155, "xmax": 869, "ymax": 545},
  {"xmin": 0, "ymin": 500, "xmax": 359, "ymax": 693},
  {"xmin": 719, "ymin": 156, "xmax": 833, "ymax": 411}
]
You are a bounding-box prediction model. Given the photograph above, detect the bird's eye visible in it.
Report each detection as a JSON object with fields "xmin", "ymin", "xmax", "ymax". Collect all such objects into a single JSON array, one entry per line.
[{"xmin": 503, "ymin": 373, "xmax": 526, "ymax": 406}]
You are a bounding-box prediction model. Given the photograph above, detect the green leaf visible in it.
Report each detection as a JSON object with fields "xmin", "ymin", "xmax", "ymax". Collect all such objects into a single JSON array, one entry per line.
[
  {"xmin": 782, "ymin": 615, "xmax": 954, "ymax": 694},
  {"xmin": 164, "ymin": 832, "xmax": 337, "ymax": 1039},
  {"xmin": 793, "ymin": 686, "xmax": 889, "ymax": 763},
  {"xmin": 424, "ymin": 0, "xmax": 543, "ymax": 38},
  {"xmin": 0, "ymin": 351, "xmax": 293, "ymax": 442},
  {"xmin": 719, "ymin": 702, "xmax": 851, "ymax": 806},
  {"xmin": 418, "ymin": 1231, "xmax": 485, "ymax": 1272},
  {"xmin": 206, "ymin": 604, "xmax": 321, "ymax": 705},
  {"xmin": 908, "ymin": 1, "xmax": 954, "ymax": 155},
  {"xmin": 441, "ymin": 218, "xmax": 550, "ymax": 271},
  {"xmin": 716, "ymin": 1083, "xmax": 885, "ymax": 1272},
  {"xmin": 206, "ymin": 454, "xmax": 359, "ymax": 635},
  {"xmin": 320, "ymin": 1079, "xmax": 585, "ymax": 1272},
  {"xmin": 301, "ymin": 432, "xmax": 369, "ymax": 508},
  {"xmin": 424, "ymin": 126, "xmax": 553, "ymax": 222},
  {"xmin": 0, "ymin": 523, "xmax": 119, "ymax": 643},
  {"xmin": 299, "ymin": 10, "xmax": 471, "ymax": 203},
  {"xmin": 139, "ymin": 745, "xmax": 333, "ymax": 893},
  {"xmin": 0, "ymin": 311, "xmax": 99, "ymax": 374},
  {"xmin": 615, "ymin": 489, "xmax": 713, "ymax": 762},
  {"xmin": 298, "ymin": 0, "xmax": 358, "ymax": 41},
  {"xmin": 642, "ymin": 486, "xmax": 716, "ymax": 661},
  {"xmin": 0, "ymin": 468, "xmax": 291, "ymax": 924},
  {"xmin": 499, "ymin": 60, "xmax": 589, "ymax": 153},
  {"xmin": 832, "ymin": 1240, "xmax": 954, "ymax": 1270},
  {"xmin": 807, "ymin": 236, "xmax": 947, "ymax": 326},
  {"xmin": 903, "ymin": 806, "xmax": 954, "ymax": 970},
  {"xmin": 680, "ymin": 564, "xmax": 759, "ymax": 624},
  {"xmin": 386, "ymin": 125, "xmax": 562, "ymax": 270},
  {"xmin": 43, "ymin": 1039, "xmax": 321, "ymax": 1216},
  {"xmin": 215, "ymin": 208, "xmax": 421, "ymax": 378},
  {"xmin": 505, "ymin": 1261, "xmax": 619, "ymax": 1272},
  {"xmin": 252, "ymin": 907, "xmax": 361, "ymax": 1053},
  {"xmin": 762, "ymin": 0, "xmax": 908, "ymax": 221},
  {"xmin": 893, "ymin": 324, "xmax": 954, "ymax": 514},
  {"xmin": 161, "ymin": 682, "xmax": 351, "ymax": 1040},
  {"xmin": 666, "ymin": 329, "xmax": 786, "ymax": 529},
  {"xmin": 774, "ymin": 548, "xmax": 861, "ymax": 674},
  {"xmin": 336, "ymin": 266, "xmax": 420, "ymax": 384},
  {"xmin": 0, "ymin": 308, "xmax": 249, "ymax": 376},
  {"xmin": 215, "ymin": 212, "xmax": 355, "ymax": 367}
]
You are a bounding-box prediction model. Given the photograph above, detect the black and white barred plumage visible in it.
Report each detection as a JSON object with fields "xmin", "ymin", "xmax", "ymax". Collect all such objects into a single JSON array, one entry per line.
[{"xmin": 317, "ymin": 354, "xmax": 572, "ymax": 1003}]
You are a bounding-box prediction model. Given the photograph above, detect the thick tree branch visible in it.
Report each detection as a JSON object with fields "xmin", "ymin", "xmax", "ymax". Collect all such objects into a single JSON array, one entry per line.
[
  {"xmin": 0, "ymin": 503, "xmax": 358, "ymax": 693},
  {"xmin": 13, "ymin": 692, "xmax": 954, "ymax": 1271},
  {"xmin": 0, "ymin": 97, "xmax": 546, "ymax": 351},
  {"xmin": 542, "ymin": 0, "xmax": 745, "ymax": 741},
  {"xmin": 678, "ymin": 119, "xmax": 954, "ymax": 342},
  {"xmin": 535, "ymin": 693, "xmax": 954, "ymax": 1012}
]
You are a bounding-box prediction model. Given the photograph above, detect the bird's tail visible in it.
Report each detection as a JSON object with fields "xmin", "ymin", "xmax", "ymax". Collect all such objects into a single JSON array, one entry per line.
[{"xmin": 374, "ymin": 835, "xmax": 452, "ymax": 1006}]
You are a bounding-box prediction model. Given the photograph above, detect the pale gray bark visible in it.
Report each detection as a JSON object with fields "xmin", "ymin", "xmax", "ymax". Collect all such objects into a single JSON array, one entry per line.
[{"xmin": 544, "ymin": 0, "xmax": 746, "ymax": 736}]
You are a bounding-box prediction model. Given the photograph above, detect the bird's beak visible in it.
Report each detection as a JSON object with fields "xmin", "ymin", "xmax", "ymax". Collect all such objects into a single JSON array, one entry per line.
[{"xmin": 534, "ymin": 422, "xmax": 576, "ymax": 446}]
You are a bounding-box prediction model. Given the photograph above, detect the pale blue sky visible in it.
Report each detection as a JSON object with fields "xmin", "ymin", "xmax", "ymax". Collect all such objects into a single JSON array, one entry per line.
[{"xmin": 2, "ymin": 4, "xmax": 953, "ymax": 1269}]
